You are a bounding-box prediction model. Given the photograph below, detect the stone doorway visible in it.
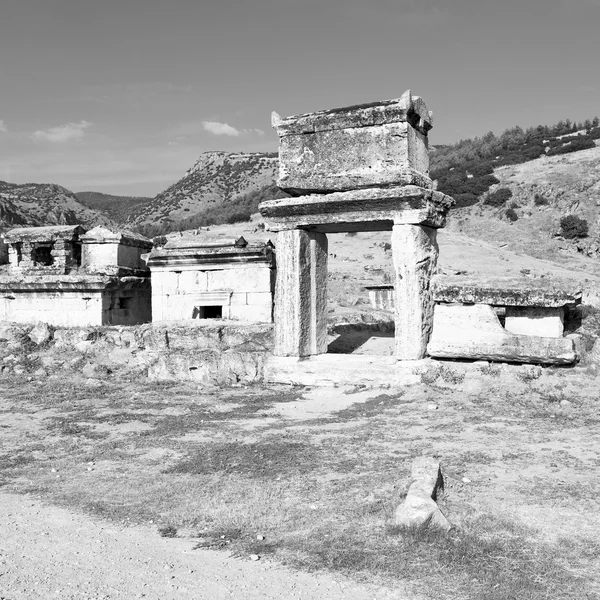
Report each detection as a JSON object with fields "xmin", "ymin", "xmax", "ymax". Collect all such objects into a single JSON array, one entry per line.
[
  {"xmin": 326, "ymin": 231, "xmax": 395, "ymax": 356},
  {"xmin": 259, "ymin": 91, "xmax": 453, "ymax": 362}
]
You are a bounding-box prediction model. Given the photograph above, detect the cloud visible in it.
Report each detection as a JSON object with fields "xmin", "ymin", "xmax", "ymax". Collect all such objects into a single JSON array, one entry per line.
[
  {"xmin": 32, "ymin": 120, "xmax": 92, "ymax": 143},
  {"xmin": 202, "ymin": 121, "xmax": 265, "ymax": 137},
  {"xmin": 0, "ymin": 120, "xmax": 6, "ymax": 133},
  {"xmin": 202, "ymin": 121, "xmax": 242, "ymax": 136}
]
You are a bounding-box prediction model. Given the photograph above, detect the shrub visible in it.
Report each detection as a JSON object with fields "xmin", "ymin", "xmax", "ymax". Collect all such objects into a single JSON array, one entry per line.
[
  {"xmin": 483, "ymin": 187, "xmax": 513, "ymax": 207},
  {"xmin": 453, "ymin": 193, "xmax": 479, "ymax": 208},
  {"xmin": 505, "ymin": 208, "xmax": 518, "ymax": 222},
  {"xmin": 226, "ymin": 211, "xmax": 252, "ymax": 224},
  {"xmin": 560, "ymin": 215, "xmax": 588, "ymax": 239},
  {"xmin": 534, "ymin": 193, "xmax": 549, "ymax": 206}
]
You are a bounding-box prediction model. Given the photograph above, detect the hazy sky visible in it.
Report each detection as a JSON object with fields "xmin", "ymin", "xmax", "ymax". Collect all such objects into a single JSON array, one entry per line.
[{"xmin": 1, "ymin": 0, "xmax": 599, "ymax": 195}]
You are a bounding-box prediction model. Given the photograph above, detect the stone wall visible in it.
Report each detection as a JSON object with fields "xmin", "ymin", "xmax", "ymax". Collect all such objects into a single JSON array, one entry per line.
[
  {"xmin": 151, "ymin": 265, "xmax": 274, "ymax": 323},
  {"xmin": 0, "ymin": 321, "xmax": 274, "ymax": 385}
]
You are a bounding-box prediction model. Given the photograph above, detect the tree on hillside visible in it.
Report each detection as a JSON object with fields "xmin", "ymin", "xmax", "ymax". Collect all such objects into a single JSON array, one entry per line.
[{"xmin": 560, "ymin": 215, "xmax": 588, "ymax": 239}]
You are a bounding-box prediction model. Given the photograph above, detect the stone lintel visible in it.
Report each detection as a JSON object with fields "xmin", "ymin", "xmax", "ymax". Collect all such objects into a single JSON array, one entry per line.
[
  {"xmin": 259, "ymin": 187, "xmax": 453, "ymax": 232},
  {"xmin": 432, "ymin": 275, "xmax": 582, "ymax": 307},
  {"xmin": 272, "ymin": 90, "xmax": 433, "ymax": 136}
]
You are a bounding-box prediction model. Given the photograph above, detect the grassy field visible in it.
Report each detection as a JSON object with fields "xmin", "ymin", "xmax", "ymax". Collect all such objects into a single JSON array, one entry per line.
[{"xmin": 1, "ymin": 365, "xmax": 599, "ymax": 600}]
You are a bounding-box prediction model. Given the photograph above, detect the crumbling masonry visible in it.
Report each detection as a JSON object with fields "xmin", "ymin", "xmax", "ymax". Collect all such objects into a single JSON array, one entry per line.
[{"xmin": 260, "ymin": 90, "xmax": 454, "ymax": 359}]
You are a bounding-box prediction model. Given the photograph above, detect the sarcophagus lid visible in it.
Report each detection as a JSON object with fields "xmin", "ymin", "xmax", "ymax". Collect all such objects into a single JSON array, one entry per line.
[{"xmin": 272, "ymin": 90, "xmax": 433, "ymax": 195}]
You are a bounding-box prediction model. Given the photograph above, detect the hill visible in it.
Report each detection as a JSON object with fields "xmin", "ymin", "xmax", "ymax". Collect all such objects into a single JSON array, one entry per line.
[
  {"xmin": 75, "ymin": 191, "xmax": 152, "ymax": 224},
  {"xmin": 431, "ymin": 117, "xmax": 600, "ymax": 208},
  {"xmin": 126, "ymin": 151, "xmax": 279, "ymax": 231},
  {"xmin": 0, "ymin": 181, "xmax": 114, "ymax": 229},
  {"xmin": 446, "ymin": 144, "xmax": 600, "ymax": 271}
]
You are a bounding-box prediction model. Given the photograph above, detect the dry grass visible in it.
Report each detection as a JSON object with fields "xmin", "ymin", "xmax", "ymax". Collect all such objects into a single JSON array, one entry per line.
[{"xmin": 1, "ymin": 373, "xmax": 599, "ymax": 600}]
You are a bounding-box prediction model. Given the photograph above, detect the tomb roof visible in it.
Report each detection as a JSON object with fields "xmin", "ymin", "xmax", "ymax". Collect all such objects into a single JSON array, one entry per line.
[
  {"xmin": 80, "ymin": 226, "xmax": 153, "ymax": 248},
  {"xmin": 432, "ymin": 275, "xmax": 582, "ymax": 307},
  {"xmin": 272, "ymin": 90, "xmax": 433, "ymax": 136},
  {"xmin": 147, "ymin": 236, "xmax": 274, "ymax": 268},
  {"xmin": 4, "ymin": 225, "xmax": 86, "ymax": 243}
]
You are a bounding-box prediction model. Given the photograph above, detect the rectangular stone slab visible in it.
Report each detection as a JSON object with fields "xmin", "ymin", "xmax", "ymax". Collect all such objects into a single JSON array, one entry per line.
[
  {"xmin": 272, "ymin": 90, "xmax": 433, "ymax": 194},
  {"xmin": 504, "ymin": 306, "xmax": 565, "ymax": 338},
  {"xmin": 432, "ymin": 275, "xmax": 582, "ymax": 307},
  {"xmin": 427, "ymin": 304, "xmax": 576, "ymax": 365},
  {"xmin": 259, "ymin": 186, "xmax": 454, "ymax": 232}
]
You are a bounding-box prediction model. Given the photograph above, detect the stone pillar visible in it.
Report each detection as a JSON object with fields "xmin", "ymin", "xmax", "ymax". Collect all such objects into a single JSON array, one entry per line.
[
  {"xmin": 392, "ymin": 224, "xmax": 438, "ymax": 360},
  {"xmin": 274, "ymin": 229, "xmax": 328, "ymax": 357}
]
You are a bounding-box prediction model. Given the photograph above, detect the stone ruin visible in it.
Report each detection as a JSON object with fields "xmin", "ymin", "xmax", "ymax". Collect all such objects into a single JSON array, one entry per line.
[
  {"xmin": 260, "ymin": 90, "xmax": 454, "ymax": 360},
  {"xmin": 260, "ymin": 90, "xmax": 580, "ymax": 369},
  {"xmin": 146, "ymin": 236, "xmax": 275, "ymax": 323},
  {"xmin": 0, "ymin": 225, "xmax": 152, "ymax": 326}
]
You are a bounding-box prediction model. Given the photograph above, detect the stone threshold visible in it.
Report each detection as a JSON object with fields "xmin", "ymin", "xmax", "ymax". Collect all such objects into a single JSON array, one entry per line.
[{"xmin": 264, "ymin": 355, "xmax": 428, "ymax": 387}]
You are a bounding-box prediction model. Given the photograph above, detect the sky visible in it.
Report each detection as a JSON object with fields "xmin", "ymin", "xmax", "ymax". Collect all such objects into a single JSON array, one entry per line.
[{"xmin": 1, "ymin": 0, "xmax": 599, "ymax": 196}]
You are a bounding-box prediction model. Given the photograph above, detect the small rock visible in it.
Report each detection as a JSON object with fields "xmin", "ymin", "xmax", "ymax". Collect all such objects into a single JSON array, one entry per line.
[
  {"xmin": 256, "ymin": 534, "xmax": 265, "ymax": 541},
  {"xmin": 427, "ymin": 404, "xmax": 439, "ymax": 411},
  {"xmin": 462, "ymin": 477, "xmax": 471, "ymax": 483},
  {"xmin": 250, "ymin": 554, "xmax": 260, "ymax": 561},
  {"xmin": 28, "ymin": 322, "xmax": 53, "ymax": 346}
]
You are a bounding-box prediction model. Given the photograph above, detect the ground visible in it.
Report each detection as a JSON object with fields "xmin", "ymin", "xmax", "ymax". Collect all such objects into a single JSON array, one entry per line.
[
  {"xmin": 2, "ymin": 222, "xmax": 600, "ymax": 599},
  {"xmin": 1, "ymin": 368, "xmax": 599, "ymax": 600}
]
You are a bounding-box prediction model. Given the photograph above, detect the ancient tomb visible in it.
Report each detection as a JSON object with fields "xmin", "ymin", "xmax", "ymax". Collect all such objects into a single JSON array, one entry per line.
[
  {"xmin": 427, "ymin": 275, "xmax": 580, "ymax": 364},
  {"xmin": 260, "ymin": 90, "xmax": 454, "ymax": 359},
  {"xmin": 0, "ymin": 225, "xmax": 152, "ymax": 326},
  {"xmin": 146, "ymin": 236, "xmax": 275, "ymax": 323}
]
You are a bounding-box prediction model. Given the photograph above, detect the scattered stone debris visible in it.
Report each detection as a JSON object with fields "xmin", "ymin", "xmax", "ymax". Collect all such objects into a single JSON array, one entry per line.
[{"xmin": 394, "ymin": 456, "xmax": 451, "ymax": 531}]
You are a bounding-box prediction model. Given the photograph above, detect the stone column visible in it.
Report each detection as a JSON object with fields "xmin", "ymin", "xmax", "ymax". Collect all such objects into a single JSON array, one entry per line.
[
  {"xmin": 274, "ymin": 229, "xmax": 328, "ymax": 357},
  {"xmin": 392, "ymin": 224, "xmax": 438, "ymax": 360}
]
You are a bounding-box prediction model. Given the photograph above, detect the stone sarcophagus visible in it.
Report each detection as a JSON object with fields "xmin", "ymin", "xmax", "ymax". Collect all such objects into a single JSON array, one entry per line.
[
  {"xmin": 4, "ymin": 225, "xmax": 85, "ymax": 275},
  {"xmin": 272, "ymin": 90, "xmax": 433, "ymax": 194},
  {"xmin": 146, "ymin": 236, "xmax": 275, "ymax": 323},
  {"xmin": 80, "ymin": 226, "xmax": 153, "ymax": 276},
  {"xmin": 0, "ymin": 225, "xmax": 152, "ymax": 327}
]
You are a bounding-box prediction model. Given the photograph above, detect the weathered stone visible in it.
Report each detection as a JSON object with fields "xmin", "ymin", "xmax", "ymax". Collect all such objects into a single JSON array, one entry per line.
[
  {"xmin": 0, "ymin": 226, "xmax": 152, "ymax": 327},
  {"xmin": 272, "ymin": 90, "xmax": 433, "ymax": 194},
  {"xmin": 3, "ymin": 225, "xmax": 86, "ymax": 275},
  {"xmin": 395, "ymin": 457, "xmax": 450, "ymax": 531},
  {"xmin": 80, "ymin": 226, "xmax": 152, "ymax": 276},
  {"xmin": 28, "ymin": 322, "xmax": 53, "ymax": 345},
  {"xmin": 274, "ymin": 230, "xmax": 328, "ymax": 357},
  {"xmin": 428, "ymin": 304, "xmax": 576, "ymax": 364},
  {"xmin": 409, "ymin": 456, "xmax": 444, "ymax": 492},
  {"xmin": 264, "ymin": 355, "xmax": 424, "ymax": 387},
  {"xmin": 392, "ymin": 225, "xmax": 438, "ymax": 360},
  {"xmin": 147, "ymin": 238, "xmax": 275, "ymax": 324},
  {"xmin": 0, "ymin": 324, "xmax": 26, "ymax": 343},
  {"xmin": 504, "ymin": 306, "xmax": 565, "ymax": 338},
  {"xmin": 259, "ymin": 186, "xmax": 454, "ymax": 233},
  {"xmin": 588, "ymin": 337, "xmax": 600, "ymax": 362},
  {"xmin": 0, "ymin": 276, "xmax": 151, "ymax": 327},
  {"xmin": 565, "ymin": 333, "xmax": 585, "ymax": 361},
  {"xmin": 432, "ymin": 275, "xmax": 582, "ymax": 307}
]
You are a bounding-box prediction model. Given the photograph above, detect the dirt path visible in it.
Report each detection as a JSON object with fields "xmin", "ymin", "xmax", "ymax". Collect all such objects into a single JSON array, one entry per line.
[{"xmin": 0, "ymin": 492, "xmax": 414, "ymax": 600}]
